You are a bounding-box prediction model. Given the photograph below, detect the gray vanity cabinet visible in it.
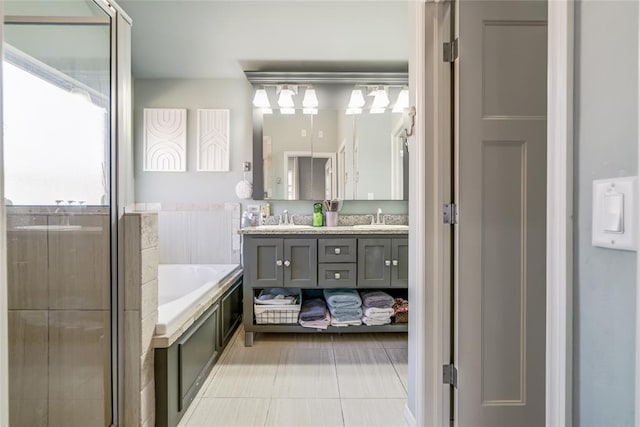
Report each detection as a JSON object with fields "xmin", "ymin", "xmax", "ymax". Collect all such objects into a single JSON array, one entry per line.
[
  {"xmin": 358, "ymin": 238, "xmax": 408, "ymax": 287},
  {"xmin": 245, "ymin": 237, "xmax": 317, "ymax": 288}
]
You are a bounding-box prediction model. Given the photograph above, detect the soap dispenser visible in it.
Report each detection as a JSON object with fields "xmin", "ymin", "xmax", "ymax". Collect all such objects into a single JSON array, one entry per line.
[{"xmin": 313, "ymin": 203, "xmax": 324, "ymax": 227}]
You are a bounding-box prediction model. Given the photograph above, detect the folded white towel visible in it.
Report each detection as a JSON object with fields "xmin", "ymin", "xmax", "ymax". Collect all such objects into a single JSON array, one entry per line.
[
  {"xmin": 362, "ymin": 316, "xmax": 392, "ymax": 326},
  {"xmin": 363, "ymin": 307, "xmax": 394, "ymax": 319},
  {"xmin": 300, "ymin": 310, "xmax": 331, "ymax": 330},
  {"xmin": 330, "ymin": 315, "xmax": 362, "ymax": 327}
]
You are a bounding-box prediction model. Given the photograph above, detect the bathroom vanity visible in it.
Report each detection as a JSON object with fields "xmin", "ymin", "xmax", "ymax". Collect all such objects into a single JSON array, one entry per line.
[{"xmin": 241, "ymin": 225, "xmax": 408, "ymax": 346}]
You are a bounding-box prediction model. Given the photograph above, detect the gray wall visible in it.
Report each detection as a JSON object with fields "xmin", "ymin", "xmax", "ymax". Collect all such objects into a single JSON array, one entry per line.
[
  {"xmin": 134, "ymin": 78, "xmax": 408, "ymax": 214},
  {"xmin": 573, "ymin": 1, "xmax": 638, "ymax": 425},
  {"xmin": 133, "ymin": 79, "xmax": 253, "ymax": 205}
]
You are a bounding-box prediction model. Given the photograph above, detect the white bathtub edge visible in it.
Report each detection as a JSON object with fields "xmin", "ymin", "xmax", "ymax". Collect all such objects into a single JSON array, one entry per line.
[{"xmin": 152, "ymin": 267, "xmax": 243, "ymax": 348}]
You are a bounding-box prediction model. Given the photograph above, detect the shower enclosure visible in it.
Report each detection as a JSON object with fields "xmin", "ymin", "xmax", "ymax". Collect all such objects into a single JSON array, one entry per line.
[{"xmin": 3, "ymin": 1, "xmax": 131, "ymax": 425}]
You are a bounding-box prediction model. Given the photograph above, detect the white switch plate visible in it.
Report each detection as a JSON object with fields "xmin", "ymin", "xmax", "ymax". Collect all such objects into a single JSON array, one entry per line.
[{"xmin": 592, "ymin": 176, "xmax": 637, "ymax": 251}]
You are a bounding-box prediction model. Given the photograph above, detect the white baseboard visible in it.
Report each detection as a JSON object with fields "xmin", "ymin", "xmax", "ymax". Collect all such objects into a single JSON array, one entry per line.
[{"xmin": 404, "ymin": 403, "xmax": 417, "ymax": 427}]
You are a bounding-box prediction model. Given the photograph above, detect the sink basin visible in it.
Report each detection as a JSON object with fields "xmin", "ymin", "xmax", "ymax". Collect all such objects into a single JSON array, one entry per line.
[
  {"xmin": 255, "ymin": 224, "xmax": 314, "ymax": 230},
  {"xmin": 15, "ymin": 225, "xmax": 82, "ymax": 231},
  {"xmin": 353, "ymin": 224, "xmax": 409, "ymax": 230}
]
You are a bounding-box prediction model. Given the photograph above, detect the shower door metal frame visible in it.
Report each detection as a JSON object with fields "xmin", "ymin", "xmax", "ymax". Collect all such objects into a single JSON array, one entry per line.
[{"xmin": 3, "ymin": 2, "xmax": 132, "ymax": 425}]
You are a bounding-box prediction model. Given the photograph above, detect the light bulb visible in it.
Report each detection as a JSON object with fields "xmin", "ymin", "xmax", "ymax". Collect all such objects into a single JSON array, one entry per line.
[
  {"xmin": 277, "ymin": 88, "xmax": 295, "ymax": 108},
  {"xmin": 371, "ymin": 89, "xmax": 390, "ymax": 110},
  {"xmin": 253, "ymin": 88, "xmax": 270, "ymax": 108},
  {"xmin": 392, "ymin": 88, "xmax": 409, "ymax": 113},
  {"xmin": 347, "ymin": 89, "xmax": 366, "ymax": 109},
  {"xmin": 302, "ymin": 88, "xmax": 318, "ymax": 108}
]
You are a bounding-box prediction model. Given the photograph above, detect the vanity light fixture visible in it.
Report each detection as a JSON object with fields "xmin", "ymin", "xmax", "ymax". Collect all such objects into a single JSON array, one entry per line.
[
  {"xmin": 302, "ymin": 87, "xmax": 319, "ymax": 108},
  {"xmin": 370, "ymin": 88, "xmax": 390, "ymax": 114},
  {"xmin": 347, "ymin": 89, "xmax": 366, "ymax": 109},
  {"xmin": 392, "ymin": 88, "xmax": 409, "ymax": 113},
  {"xmin": 280, "ymin": 107, "xmax": 296, "ymax": 115},
  {"xmin": 261, "ymin": 108, "xmax": 273, "ymax": 115},
  {"xmin": 303, "ymin": 108, "xmax": 318, "ymax": 115},
  {"xmin": 277, "ymin": 86, "xmax": 296, "ymax": 108},
  {"xmin": 345, "ymin": 108, "xmax": 363, "ymax": 115},
  {"xmin": 253, "ymin": 88, "xmax": 271, "ymax": 108}
]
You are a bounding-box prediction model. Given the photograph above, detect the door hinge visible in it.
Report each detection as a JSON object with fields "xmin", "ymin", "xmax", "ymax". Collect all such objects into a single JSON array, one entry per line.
[
  {"xmin": 443, "ymin": 38, "xmax": 459, "ymax": 62},
  {"xmin": 443, "ymin": 203, "xmax": 458, "ymax": 225},
  {"xmin": 443, "ymin": 364, "xmax": 458, "ymax": 388}
]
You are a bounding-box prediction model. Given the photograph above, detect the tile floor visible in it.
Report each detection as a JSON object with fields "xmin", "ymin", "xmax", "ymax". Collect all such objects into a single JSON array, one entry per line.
[{"xmin": 179, "ymin": 326, "xmax": 409, "ymax": 427}]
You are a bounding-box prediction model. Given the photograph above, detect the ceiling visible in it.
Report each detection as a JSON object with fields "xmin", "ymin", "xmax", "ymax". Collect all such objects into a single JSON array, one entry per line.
[{"xmin": 119, "ymin": 0, "xmax": 409, "ymax": 79}]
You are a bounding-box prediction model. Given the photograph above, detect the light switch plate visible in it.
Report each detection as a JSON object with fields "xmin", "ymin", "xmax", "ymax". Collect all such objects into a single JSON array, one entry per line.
[{"xmin": 592, "ymin": 176, "xmax": 637, "ymax": 251}]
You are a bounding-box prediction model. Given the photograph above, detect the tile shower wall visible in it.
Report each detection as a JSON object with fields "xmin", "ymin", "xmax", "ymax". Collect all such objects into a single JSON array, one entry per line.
[
  {"xmin": 124, "ymin": 212, "xmax": 159, "ymax": 427},
  {"xmin": 7, "ymin": 208, "xmax": 111, "ymax": 427},
  {"xmin": 157, "ymin": 203, "xmax": 241, "ymax": 264}
]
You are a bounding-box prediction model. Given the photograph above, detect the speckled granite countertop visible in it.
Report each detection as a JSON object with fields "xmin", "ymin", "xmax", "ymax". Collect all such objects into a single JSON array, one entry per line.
[{"xmin": 239, "ymin": 214, "xmax": 409, "ymax": 235}]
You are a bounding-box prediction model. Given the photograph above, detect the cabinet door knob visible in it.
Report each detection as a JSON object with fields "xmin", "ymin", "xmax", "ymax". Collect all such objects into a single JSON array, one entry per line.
[
  {"xmin": 385, "ymin": 260, "xmax": 391, "ymax": 267},
  {"xmin": 334, "ymin": 247, "xmax": 341, "ymax": 255},
  {"xmin": 276, "ymin": 259, "xmax": 283, "ymax": 266},
  {"xmin": 392, "ymin": 260, "xmax": 398, "ymax": 266},
  {"xmin": 334, "ymin": 272, "xmax": 341, "ymax": 279},
  {"xmin": 284, "ymin": 260, "xmax": 291, "ymax": 267}
]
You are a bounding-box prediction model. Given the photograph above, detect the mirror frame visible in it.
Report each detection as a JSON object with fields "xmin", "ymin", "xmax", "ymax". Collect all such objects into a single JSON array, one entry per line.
[{"xmin": 246, "ymin": 71, "xmax": 409, "ymax": 201}]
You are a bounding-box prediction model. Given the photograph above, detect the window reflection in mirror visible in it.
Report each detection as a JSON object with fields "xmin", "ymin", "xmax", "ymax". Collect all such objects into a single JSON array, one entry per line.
[{"xmin": 251, "ymin": 74, "xmax": 409, "ymax": 202}]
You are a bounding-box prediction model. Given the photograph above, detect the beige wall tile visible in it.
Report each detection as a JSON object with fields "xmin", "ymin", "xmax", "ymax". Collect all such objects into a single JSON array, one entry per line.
[
  {"xmin": 124, "ymin": 311, "xmax": 141, "ymax": 427},
  {"xmin": 48, "ymin": 215, "xmax": 110, "ymax": 310},
  {"xmin": 141, "ymin": 312, "xmax": 158, "ymax": 349},
  {"xmin": 140, "ymin": 380, "xmax": 155, "ymax": 425},
  {"xmin": 141, "ymin": 246, "xmax": 158, "ymax": 285},
  {"xmin": 9, "ymin": 399, "xmax": 47, "ymax": 427},
  {"xmin": 8, "ymin": 311, "xmax": 48, "ymax": 401},
  {"xmin": 141, "ymin": 214, "xmax": 158, "ymax": 250},
  {"xmin": 140, "ymin": 348, "xmax": 154, "ymax": 390},
  {"xmin": 48, "ymin": 399, "xmax": 107, "ymax": 427},
  {"xmin": 141, "ymin": 279, "xmax": 158, "ymax": 320},
  {"xmin": 48, "ymin": 311, "xmax": 111, "ymax": 405},
  {"xmin": 124, "ymin": 215, "xmax": 141, "ymax": 311},
  {"xmin": 6, "ymin": 219, "xmax": 48, "ymax": 309}
]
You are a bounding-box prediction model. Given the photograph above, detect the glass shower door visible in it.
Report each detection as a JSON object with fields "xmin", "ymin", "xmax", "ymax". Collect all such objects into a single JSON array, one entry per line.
[{"xmin": 3, "ymin": 3, "xmax": 115, "ymax": 426}]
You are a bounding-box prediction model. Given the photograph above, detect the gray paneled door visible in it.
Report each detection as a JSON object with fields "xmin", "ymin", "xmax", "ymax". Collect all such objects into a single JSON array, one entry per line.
[{"xmin": 456, "ymin": 1, "xmax": 547, "ymax": 425}]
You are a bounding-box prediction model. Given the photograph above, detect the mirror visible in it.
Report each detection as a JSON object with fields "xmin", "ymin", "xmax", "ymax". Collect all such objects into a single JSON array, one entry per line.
[{"xmin": 249, "ymin": 73, "xmax": 409, "ymax": 201}]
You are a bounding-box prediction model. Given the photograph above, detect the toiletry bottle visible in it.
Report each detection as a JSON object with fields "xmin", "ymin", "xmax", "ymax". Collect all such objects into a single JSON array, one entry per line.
[
  {"xmin": 313, "ymin": 203, "xmax": 324, "ymax": 227},
  {"xmin": 265, "ymin": 203, "xmax": 271, "ymax": 217}
]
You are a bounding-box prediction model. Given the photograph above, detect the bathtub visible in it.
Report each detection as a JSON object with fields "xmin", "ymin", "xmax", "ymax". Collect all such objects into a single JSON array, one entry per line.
[{"xmin": 156, "ymin": 263, "xmax": 241, "ymax": 335}]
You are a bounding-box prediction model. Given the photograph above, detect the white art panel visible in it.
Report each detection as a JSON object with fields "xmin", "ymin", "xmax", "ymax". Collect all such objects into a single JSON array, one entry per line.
[
  {"xmin": 197, "ymin": 109, "xmax": 230, "ymax": 172},
  {"xmin": 143, "ymin": 108, "xmax": 187, "ymax": 172}
]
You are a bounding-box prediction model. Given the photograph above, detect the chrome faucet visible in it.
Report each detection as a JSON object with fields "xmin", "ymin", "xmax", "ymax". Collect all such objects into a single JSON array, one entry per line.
[
  {"xmin": 371, "ymin": 208, "xmax": 384, "ymax": 225},
  {"xmin": 280, "ymin": 210, "xmax": 290, "ymax": 226}
]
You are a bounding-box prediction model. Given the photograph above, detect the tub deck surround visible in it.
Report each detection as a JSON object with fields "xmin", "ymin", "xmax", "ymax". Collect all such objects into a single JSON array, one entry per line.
[{"xmin": 153, "ymin": 266, "xmax": 243, "ymax": 348}]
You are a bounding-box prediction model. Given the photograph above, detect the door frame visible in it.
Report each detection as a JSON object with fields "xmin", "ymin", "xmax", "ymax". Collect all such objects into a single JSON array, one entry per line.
[
  {"xmin": 408, "ymin": 1, "xmax": 574, "ymax": 426},
  {"xmin": 545, "ymin": 2, "xmax": 574, "ymax": 426},
  {"xmin": 407, "ymin": 0, "xmax": 452, "ymax": 426},
  {"xmin": 0, "ymin": 3, "xmax": 8, "ymax": 426}
]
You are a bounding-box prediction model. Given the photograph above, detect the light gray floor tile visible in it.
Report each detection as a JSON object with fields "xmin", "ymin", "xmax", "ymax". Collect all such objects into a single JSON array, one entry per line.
[
  {"xmin": 331, "ymin": 333, "xmax": 384, "ymax": 349},
  {"xmin": 376, "ymin": 333, "xmax": 408, "ymax": 349},
  {"xmin": 334, "ymin": 348, "xmax": 406, "ymax": 398},
  {"xmin": 203, "ymin": 346, "xmax": 281, "ymax": 397},
  {"xmin": 266, "ymin": 398, "xmax": 344, "ymax": 427},
  {"xmin": 252, "ymin": 332, "xmax": 299, "ymax": 348},
  {"xmin": 273, "ymin": 349, "xmax": 339, "ymax": 398},
  {"xmin": 341, "ymin": 398, "xmax": 408, "ymax": 427},
  {"xmin": 295, "ymin": 333, "xmax": 334, "ymax": 349},
  {"xmin": 177, "ymin": 397, "xmax": 200, "ymax": 427},
  {"xmin": 185, "ymin": 398, "xmax": 269, "ymax": 427},
  {"xmin": 385, "ymin": 348, "xmax": 408, "ymax": 391}
]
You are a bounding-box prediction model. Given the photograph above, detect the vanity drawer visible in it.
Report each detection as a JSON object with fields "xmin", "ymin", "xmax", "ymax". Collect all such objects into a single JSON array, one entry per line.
[
  {"xmin": 318, "ymin": 263, "xmax": 357, "ymax": 287},
  {"xmin": 318, "ymin": 239, "xmax": 357, "ymax": 263}
]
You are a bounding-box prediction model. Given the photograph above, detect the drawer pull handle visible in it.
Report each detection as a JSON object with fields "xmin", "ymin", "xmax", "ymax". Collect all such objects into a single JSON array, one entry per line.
[
  {"xmin": 392, "ymin": 260, "xmax": 398, "ymax": 266},
  {"xmin": 385, "ymin": 260, "xmax": 391, "ymax": 267},
  {"xmin": 276, "ymin": 259, "xmax": 283, "ymax": 267},
  {"xmin": 284, "ymin": 260, "xmax": 291, "ymax": 267},
  {"xmin": 334, "ymin": 247, "xmax": 341, "ymax": 255},
  {"xmin": 334, "ymin": 272, "xmax": 341, "ymax": 280}
]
